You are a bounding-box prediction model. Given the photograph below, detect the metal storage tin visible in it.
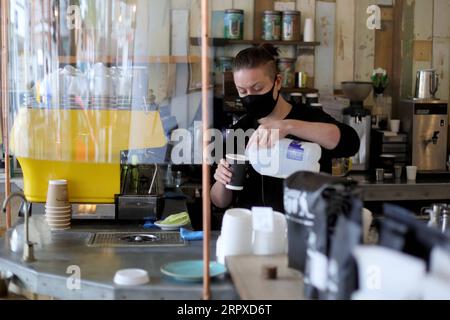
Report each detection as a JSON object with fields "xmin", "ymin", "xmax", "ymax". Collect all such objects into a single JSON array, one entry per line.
[
  {"xmin": 277, "ymin": 58, "xmax": 297, "ymax": 88},
  {"xmin": 224, "ymin": 9, "xmax": 244, "ymax": 40},
  {"xmin": 282, "ymin": 11, "xmax": 301, "ymax": 41},
  {"xmin": 262, "ymin": 10, "xmax": 282, "ymax": 41}
]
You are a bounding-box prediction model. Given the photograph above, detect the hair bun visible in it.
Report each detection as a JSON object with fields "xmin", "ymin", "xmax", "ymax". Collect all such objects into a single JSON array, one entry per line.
[{"xmin": 260, "ymin": 43, "xmax": 280, "ymax": 58}]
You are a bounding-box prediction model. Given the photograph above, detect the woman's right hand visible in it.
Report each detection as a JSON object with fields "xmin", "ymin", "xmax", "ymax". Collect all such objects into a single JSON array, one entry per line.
[{"xmin": 214, "ymin": 159, "xmax": 233, "ymax": 186}]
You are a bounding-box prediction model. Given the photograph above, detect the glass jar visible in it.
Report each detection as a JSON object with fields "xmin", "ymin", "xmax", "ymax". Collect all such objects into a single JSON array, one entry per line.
[
  {"xmin": 262, "ymin": 11, "xmax": 282, "ymax": 41},
  {"xmin": 215, "ymin": 57, "xmax": 234, "ymax": 85},
  {"xmin": 282, "ymin": 11, "xmax": 301, "ymax": 41},
  {"xmin": 277, "ymin": 58, "xmax": 296, "ymax": 88},
  {"xmin": 296, "ymin": 72, "xmax": 308, "ymax": 88},
  {"xmin": 332, "ymin": 158, "xmax": 351, "ymax": 177},
  {"xmin": 224, "ymin": 9, "xmax": 244, "ymax": 40}
]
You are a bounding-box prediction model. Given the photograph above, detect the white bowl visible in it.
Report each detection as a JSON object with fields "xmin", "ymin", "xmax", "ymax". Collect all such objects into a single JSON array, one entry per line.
[{"xmin": 114, "ymin": 269, "xmax": 150, "ymax": 286}]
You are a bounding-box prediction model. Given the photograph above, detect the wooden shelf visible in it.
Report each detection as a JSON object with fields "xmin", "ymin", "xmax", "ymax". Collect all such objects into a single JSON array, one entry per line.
[
  {"xmin": 58, "ymin": 55, "xmax": 202, "ymax": 64},
  {"xmin": 215, "ymin": 87, "xmax": 318, "ymax": 99},
  {"xmin": 190, "ymin": 37, "xmax": 320, "ymax": 48},
  {"xmin": 281, "ymin": 87, "xmax": 319, "ymax": 94}
]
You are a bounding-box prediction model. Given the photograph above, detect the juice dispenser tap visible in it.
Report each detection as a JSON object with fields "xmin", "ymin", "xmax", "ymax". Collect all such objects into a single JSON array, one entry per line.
[{"xmin": 2, "ymin": 193, "xmax": 35, "ymax": 263}]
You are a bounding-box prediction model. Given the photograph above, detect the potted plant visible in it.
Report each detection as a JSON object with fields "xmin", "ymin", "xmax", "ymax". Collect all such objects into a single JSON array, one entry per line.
[{"xmin": 371, "ymin": 68, "xmax": 389, "ymax": 95}]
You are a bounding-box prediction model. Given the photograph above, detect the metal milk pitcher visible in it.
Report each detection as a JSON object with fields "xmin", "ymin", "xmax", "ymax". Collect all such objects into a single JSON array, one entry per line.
[{"xmin": 415, "ymin": 69, "xmax": 439, "ymax": 100}]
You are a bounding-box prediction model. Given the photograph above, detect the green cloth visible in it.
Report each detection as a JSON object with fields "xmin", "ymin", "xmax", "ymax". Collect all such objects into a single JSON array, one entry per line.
[{"xmin": 159, "ymin": 212, "xmax": 190, "ymax": 226}]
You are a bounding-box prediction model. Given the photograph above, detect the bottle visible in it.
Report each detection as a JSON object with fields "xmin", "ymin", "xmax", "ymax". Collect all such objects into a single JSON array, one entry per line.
[
  {"xmin": 165, "ymin": 164, "xmax": 174, "ymax": 187},
  {"xmin": 246, "ymin": 138, "xmax": 322, "ymax": 179}
]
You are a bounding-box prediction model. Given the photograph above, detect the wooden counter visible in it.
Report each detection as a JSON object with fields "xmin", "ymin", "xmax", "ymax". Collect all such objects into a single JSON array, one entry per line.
[{"xmin": 226, "ymin": 255, "xmax": 305, "ymax": 300}]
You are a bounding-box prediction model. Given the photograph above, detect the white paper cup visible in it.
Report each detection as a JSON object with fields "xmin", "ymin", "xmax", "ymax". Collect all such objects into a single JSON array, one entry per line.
[
  {"xmin": 252, "ymin": 211, "xmax": 287, "ymax": 255},
  {"xmin": 45, "ymin": 212, "xmax": 71, "ymax": 219},
  {"xmin": 303, "ymin": 18, "xmax": 315, "ymax": 42},
  {"xmin": 407, "ymin": 166, "xmax": 418, "ymax": 181},
  {"xmin": 390, "ymin": 119, "xmax": 400, "ymax": 133},
  {"xmin": 46, "ymin": 217, "xmax": 71, "ymax": 224},
  {"xmin": 220, "ymin": 209, "xmax": 253, "ymax": 258},
  {"xmin": 48, "ymin": 222, "xmax": 71, "ymax": 228},
  {"xmin": 45, "ymin": 205, "xmax": 71, "ymax": 210},
  {"xmin": 50, "ymin": 226, "xmax": 71, "ymax": 231},
  {"xmin": 46, "ymin": 180, "xmax": 69, "ymax": 207}
]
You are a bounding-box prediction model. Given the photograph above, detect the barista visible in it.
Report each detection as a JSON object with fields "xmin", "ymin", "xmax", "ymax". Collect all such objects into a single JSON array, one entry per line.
[{"xmin": 210, "ymin": 44, "xmax": 360, "ymax": 212}]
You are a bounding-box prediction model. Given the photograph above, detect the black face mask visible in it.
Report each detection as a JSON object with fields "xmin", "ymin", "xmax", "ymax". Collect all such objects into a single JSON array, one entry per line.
[{"xmin": 241, "ymin": 80, "xmax": 280, "ymax": 119}]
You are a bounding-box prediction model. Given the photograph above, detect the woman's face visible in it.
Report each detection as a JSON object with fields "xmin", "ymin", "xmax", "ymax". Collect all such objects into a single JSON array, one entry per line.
[{"xmin": 234, "ymin": 67, "xmax": 281, "ymax": 99}]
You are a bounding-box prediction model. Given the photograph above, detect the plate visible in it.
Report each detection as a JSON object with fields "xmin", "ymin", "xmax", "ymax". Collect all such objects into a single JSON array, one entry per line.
[
  {"xmin": 154, "ymin": 221, "xmax": 188, "ymax": 231},
  {"xmin": 160, "ymin": 260, "xmax": 227, "ymax": 282}
]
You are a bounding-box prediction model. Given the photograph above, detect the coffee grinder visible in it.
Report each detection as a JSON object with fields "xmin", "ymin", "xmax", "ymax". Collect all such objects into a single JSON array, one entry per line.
[{"xmin": 342, "ymin": 82, "xmax": 373, "ymax": 171}]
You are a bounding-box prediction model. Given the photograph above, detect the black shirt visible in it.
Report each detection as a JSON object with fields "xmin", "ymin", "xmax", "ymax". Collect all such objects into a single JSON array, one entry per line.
[{"xmin": 224, "ymin": 104, "xmax": 360, "ymax": 212}]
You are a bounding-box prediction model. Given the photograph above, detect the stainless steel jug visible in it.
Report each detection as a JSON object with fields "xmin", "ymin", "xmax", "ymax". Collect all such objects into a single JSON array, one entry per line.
[{"xmin": 415, "ymin": 69, "xmax": 439, "ymax": 99}]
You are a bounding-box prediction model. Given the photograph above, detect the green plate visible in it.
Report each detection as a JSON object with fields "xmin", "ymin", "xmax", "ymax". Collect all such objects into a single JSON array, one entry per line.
[{"xmin": 160, "ymin": 260, "xmax": 227, "ymax": 282}]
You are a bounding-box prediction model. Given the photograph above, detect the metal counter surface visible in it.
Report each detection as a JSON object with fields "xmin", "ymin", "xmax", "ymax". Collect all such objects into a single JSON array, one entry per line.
[
  {"xmin": 349, "ymin": 174, "xmax": 450, "ymax": 202},
  {"xmin": 0, "ymin": 185, "xmax": 237, "ymax": 300},
  {"xmin": 0, "ymin": 221, "xmax": 237, "ymax": 300}
]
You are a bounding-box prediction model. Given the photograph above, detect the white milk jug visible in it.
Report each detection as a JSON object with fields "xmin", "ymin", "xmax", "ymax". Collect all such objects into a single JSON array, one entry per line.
[{"xmin": 246, "ymin": 138, "xmax": 321, "ymax": 179}]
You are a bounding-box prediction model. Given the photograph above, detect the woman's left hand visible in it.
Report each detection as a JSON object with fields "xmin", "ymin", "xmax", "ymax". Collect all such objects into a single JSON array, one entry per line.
[{"xmin": 248, "ymin": 119, "xmax": 291, "ymax": 149}]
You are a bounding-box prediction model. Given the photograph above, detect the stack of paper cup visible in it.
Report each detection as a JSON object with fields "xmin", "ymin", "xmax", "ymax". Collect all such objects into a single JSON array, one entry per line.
[{"xmin": 45, "ymin": 180, "xmax": 71, "ymax": 231}]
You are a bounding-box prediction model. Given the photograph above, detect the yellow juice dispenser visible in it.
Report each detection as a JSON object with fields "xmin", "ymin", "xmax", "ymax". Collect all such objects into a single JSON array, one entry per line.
[
  {"xmin": 7, "ymin": 0, "xmax": 173, "ymax": 207},
  {"xmin": 11, "ymin": 108, "xmax": 167, "ymax": 203}
]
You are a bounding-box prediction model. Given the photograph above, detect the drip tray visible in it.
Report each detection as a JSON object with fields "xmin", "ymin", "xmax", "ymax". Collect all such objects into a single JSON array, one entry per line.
[{"xmin": 86, "ymin": 232, "xmax": 186, "ymax": 248}]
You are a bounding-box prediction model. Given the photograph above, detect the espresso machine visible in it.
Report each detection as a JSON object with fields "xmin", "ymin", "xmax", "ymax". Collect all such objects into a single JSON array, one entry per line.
[
  {"xmin": 399, "ymin": 99, "xmax": 448, "ymax": 171},
  {"xmin": 342, "ymin": 82, "xmax": 373, "ymax": 171}
]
